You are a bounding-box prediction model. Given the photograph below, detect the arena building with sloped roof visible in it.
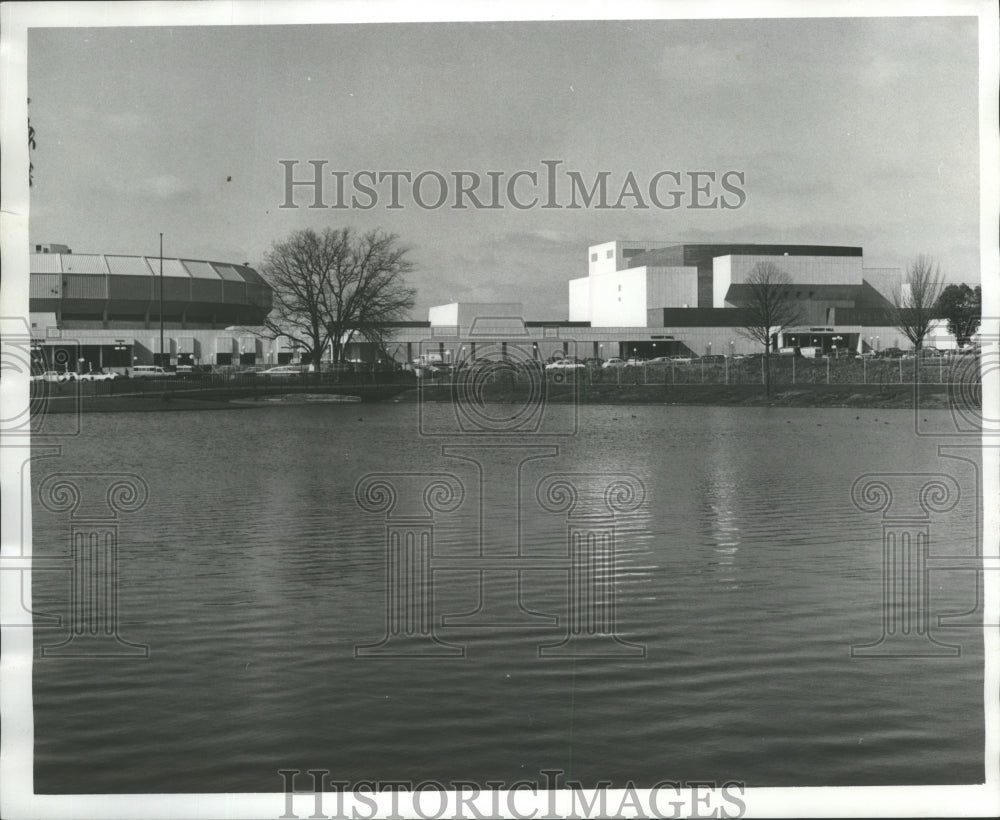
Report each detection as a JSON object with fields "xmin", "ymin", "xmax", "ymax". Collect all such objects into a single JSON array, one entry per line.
[{"xmin": 29, "ymin": 243, "xmax": 279, "ymax": 370}]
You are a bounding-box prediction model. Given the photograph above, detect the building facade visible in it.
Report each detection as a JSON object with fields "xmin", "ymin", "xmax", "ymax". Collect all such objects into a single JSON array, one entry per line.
[{"xmin": 27, "ymin": 239, "xmax": 948, "ymax": 373}]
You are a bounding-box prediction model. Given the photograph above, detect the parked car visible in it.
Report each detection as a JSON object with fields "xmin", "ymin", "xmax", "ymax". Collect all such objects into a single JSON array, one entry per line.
[
  {"xmin": 261, "ymin": 365, "xmax": 311, "ymax": 378},
  {"xmin": 880, "ymin": 347, "xmax": 905, "ymax": 359},
  {"xmin": 77, "ymin": 370, "xmax": 119, "ymax": 381},
  {"xmin": 647, "ymin": 356, "xmax": 673, "ymax": 365},
  {"xmin": 32, "ymin": 370, "xmax": 70, "ymax": 383},
  {"xmin": 701, "ymin": 354, "xmax": 726, "ymax": 364},
  {"xmin": 670, "ymin": 356, "xmax": 694, "ymax": 365},
  {"xmin": 545, "ymin": 358, "xmax": 585, "ymax": 370},
  {"xmin": 601, "ymin": 358, "xmax": 626, "ymax": 369},
  {"xmin": 174, "ymin": 365, "xmax": 206, "ymax": 379},
  {"xmin": 624, "ymin": 357, "xmax": 647, "ymax": 367},
  {"xmin": 130, "ymin": 365, "xmax": 176, "ymax": 378}
]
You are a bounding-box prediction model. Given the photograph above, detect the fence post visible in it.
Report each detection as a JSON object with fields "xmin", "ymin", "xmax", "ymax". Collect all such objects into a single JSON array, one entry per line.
[
  {"xmin": 724, "ymin": 357, "xmax": 728, "ymax": 385},
  {"xmin": 827, "ymin": 357, "xmax": 830, "ymax": 384},
  {"xmin": 899, "ymin": 358, "xmax": 903, "ymax": 383},
  {"xmin": 792, "ymin": 355, "xmax": 795, "ymax": 384}
]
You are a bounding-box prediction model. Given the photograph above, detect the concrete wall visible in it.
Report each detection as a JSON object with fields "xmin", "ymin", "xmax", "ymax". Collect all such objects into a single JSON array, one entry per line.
[
  {"xmin": 863, "ymin": 268, "xmax": 903, "ymax": 303},
  {"xmin": 588, "ymin": 267, "xmax": 648, "ymax": 327},
  {"xmin": 587, "ymin": 240, "xmax": 671, "ymax": 277},
  {"xmin": 428, "ymin": 303, "xmax": 459, "ymax": 328},
  {"xmin": 428, "ymin": 302, "xmax": 524, "ymax": 332},
  {"xmin": 712, "ymin": 256, "xmax": 733, "ymax": 308},
  {"xmin": 568, "ymin": 277, "xmax": 590, "ymax": 322},
  {"xmin": 721, "ymin": 254, "xmax": 864, "ymax": 289},
  {"xmin": 645, "ymin": 266, "xmax": 699, "ymax": 310}
]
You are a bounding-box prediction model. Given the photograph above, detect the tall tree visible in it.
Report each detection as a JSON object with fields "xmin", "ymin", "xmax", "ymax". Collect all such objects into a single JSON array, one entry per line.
[
  {"xmin": 255, "ymin": 227, "xmax": 415, "ymax": 374},
  {"xmin": 736, "ymin": 261, "xmax": 802, "ymax": 396},
  {"xmin": 324, "ymin": 229, "xmax": 416, "ymax": 365},
  {"xmin": 888, "ymin": 255, "xmax": 945, "ymax": 352},
  {"xmin": 936, "ymin": 283, "xmax": 981, "ymax": 348}
]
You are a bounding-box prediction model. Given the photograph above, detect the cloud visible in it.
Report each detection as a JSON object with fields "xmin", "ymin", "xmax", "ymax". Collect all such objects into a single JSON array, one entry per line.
[{"xmin": 106, "ymin": 173, "xmax": 195, "ymax": 201}]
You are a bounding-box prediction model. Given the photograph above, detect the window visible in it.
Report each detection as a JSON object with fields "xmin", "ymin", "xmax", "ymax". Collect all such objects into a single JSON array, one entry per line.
[
  {"xmin": 590, "ymin": 253, "xmax": 598, "ymax": 262},
  {"xmin": 618, "ymin": 284, "xmax": 622, "ymax": 292},
  {"xmin": 606, "ymin": 250, "xmax": 614, "ymax": 259}
]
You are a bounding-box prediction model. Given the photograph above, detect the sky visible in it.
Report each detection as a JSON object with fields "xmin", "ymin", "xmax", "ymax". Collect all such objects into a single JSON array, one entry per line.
[{"xmin": 26, "ymin": 13, "xmax": 982, "ymax": 319}]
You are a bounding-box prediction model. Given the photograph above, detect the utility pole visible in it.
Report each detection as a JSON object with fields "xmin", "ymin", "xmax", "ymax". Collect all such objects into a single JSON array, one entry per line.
[{"xmin": 159, "ymin": 233, "xmax": 164, "ymax": 368}]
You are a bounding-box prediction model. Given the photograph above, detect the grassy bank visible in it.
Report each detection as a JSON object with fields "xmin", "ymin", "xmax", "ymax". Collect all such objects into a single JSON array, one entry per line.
[
  {"xmin": 30, "ymin": 382, "xmax": 402, "ymax": 414},
  {"xmin": 414, "ymin": 381, "xmax": 967, "ymax": 409},
  {"xmin": 29, "ymin": 380, "xmax": 971, "ymax": 414}
]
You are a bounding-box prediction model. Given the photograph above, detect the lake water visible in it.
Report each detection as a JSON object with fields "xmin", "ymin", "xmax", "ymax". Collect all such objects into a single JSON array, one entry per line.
[{"xmin": 30, "ymin": 403, "xmax": 984, "ymax": 792}]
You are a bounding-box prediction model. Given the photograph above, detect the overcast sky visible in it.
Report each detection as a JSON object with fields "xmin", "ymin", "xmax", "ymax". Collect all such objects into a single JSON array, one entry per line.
[{"xmin": 27, "ymin": 15, "xmax": 980, "ymax": 318}]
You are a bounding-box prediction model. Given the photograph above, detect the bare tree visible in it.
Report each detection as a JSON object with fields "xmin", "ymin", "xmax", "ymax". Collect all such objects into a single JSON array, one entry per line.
[
  {"xmin": 324, "ymin": 229, "xmax": 416, "ymax": 366},
  {"xmin": 735, "ymin": 261, "xmax": 802, "ymax": 395},
  {"xmin": 888, "ymin": 255, "xmax": 944, "ymax": 352},
  {"xmin": 255, "ymin": 227, "xmax": 415, "ymax": 375}
]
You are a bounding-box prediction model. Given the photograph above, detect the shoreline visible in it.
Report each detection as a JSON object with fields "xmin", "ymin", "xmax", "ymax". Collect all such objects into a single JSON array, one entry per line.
[{"xmin": 27, "ymin": 382, "xmax": 971, "ymax": 414}]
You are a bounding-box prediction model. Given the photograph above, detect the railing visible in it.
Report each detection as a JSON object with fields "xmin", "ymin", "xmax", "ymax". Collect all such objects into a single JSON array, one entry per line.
[
  {"xmin": 29, "ymin": 355, "xmax": 981, "ymax": 400},
  {"xmin": 417, "ymin": 356, "xmax": 980, "ymax": 388},
  {"xmin": 30, "ymin": 368, "xmax": 419, "ymax": 398}
]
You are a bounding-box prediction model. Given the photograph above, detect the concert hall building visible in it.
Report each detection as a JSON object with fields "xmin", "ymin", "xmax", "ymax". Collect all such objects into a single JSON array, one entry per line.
[{"xmin": 26, "ymin": 239, "xmax": 947, "ymax": 372}]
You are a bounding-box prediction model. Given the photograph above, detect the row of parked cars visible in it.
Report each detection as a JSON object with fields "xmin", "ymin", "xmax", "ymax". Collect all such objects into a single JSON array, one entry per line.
[
  {"xmin": 30, "ymin": 363, "xmax": 329, "ymax": 383},
  {"xmin": 547, "ymin": 355, "xmax": 722, "ymax": 370}
]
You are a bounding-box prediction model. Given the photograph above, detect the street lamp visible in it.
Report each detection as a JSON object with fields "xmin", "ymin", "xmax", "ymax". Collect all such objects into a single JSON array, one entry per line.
[{"xmin": 158, "ymin": 233, "xmax": 164, "ymax": 368}]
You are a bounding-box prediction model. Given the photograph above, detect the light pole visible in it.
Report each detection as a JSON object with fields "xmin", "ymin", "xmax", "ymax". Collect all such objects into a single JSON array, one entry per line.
[{"xmin": 158, "ymin": 233, "xmax": 164, "ymax": 369}]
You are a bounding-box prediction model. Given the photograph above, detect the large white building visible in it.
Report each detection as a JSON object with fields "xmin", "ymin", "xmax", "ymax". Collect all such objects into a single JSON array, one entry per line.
[
  {"xmin": 566, "ymin": 240, "xmax": 908, "ymax": 357},
  {"xmin": 27, "ymin": 238, "xmax": 946, "ymax": 372}
]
